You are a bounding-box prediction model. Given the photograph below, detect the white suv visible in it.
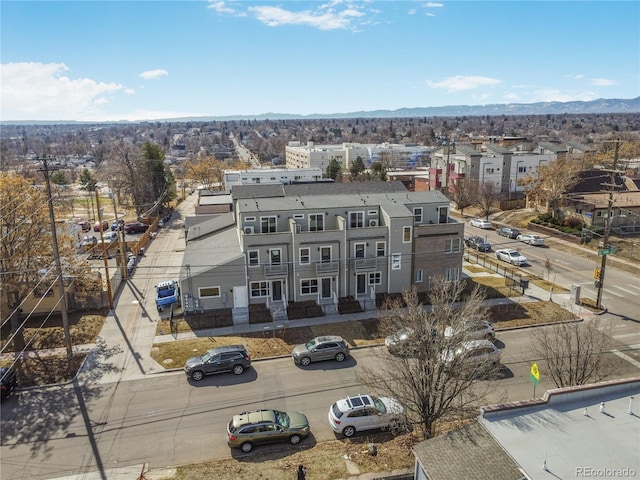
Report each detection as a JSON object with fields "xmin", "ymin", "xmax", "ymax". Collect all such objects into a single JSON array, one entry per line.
[
  {"xmin": 328, "ymin": 394, "xmax": 404, "ymax": 438},
  {"xmin": 444, "ymin": 320, "xmax": 495, "ymax": 341}
]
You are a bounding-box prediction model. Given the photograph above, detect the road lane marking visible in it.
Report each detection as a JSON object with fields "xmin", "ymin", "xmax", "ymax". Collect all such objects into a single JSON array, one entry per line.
[
  {"xmin": 603, "ymin": 289, "xmax": 624, "ymax": 298},
  {"xmin": 610, "ymin": 349, "xmax": 640, "ymax": 369},
  {"xmin": 611, "ymin": 286, "xmax": 640, "ymax": 295},
  {"xmin": 613, "ymin": 333, "xmax": 640, "ymax": 340}
]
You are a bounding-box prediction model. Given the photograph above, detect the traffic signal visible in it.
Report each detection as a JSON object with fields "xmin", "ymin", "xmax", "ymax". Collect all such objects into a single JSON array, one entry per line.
[{"xmin": 593, "ymin": 268, "xmax": 601, "ymax": 280}]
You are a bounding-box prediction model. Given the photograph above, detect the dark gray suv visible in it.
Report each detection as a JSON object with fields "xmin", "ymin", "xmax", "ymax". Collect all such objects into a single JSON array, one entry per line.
[
  {"xmin": 184, "ymin": 345, "xmax": 251, "ymax": 381},
  {"xmin": 292, "ymin": 335, "xmax": 350, "ymax": 366}
]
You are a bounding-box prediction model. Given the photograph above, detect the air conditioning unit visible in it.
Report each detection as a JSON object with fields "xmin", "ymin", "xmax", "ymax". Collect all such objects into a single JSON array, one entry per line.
[
  {"xmin": 369, "ymin": 219, "xmax": 379, "ymax": 227},
  {"xmin": 243, "ymin": 226, "xmax": 255, "ymax": 234}
]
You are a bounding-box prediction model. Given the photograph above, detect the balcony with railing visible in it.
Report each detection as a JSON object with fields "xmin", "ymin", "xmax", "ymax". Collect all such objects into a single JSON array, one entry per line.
[
  {"xmin": 352, "ymin": 257, "xmax": 378, "ymax": 271},
  {"xmin": 265, "ymin": 264, "xmax": 288, "ymax": 277},
  {"xmin": 316, "ymin": 261, "xmax": 339, "ymax": 275}
]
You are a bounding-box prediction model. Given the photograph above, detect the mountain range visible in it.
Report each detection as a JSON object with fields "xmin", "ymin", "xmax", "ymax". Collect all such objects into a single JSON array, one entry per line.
[{"xmin": 3, "ymin": 97, "xmax": 639, "ymax": 124}]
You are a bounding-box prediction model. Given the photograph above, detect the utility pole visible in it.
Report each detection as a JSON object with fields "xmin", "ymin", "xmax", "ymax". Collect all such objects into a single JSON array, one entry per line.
[
  {"xmin": 39, "ymin": 156, "xmax": 74, "ymax": 375},
  {"xmin": 95, "ymin": 190, "xmax": 114, "ymax": 309},
  {"xmin": 110, "ymin": 191, "xmax": 128, "ymax": 280},
  {"xmin": 595, "ymin": 140, "xmax": 621, "ymax": 310}
]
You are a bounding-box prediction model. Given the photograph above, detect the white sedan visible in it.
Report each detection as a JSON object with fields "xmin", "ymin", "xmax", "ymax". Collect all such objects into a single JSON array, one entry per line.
[
  {"xmin": 496, "ymin": 248, "xmax": 528, "ymax": 266},
  {"xmin": 516, "ymin": 234, "xmax": 545, "ymax": 246},
  {"xmin": 470, "ymin": 218, "xmax": 493, "ymax": 229}
]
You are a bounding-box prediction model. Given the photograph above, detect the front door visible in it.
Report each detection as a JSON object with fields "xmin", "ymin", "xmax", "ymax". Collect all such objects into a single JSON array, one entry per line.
[
  {"xmin": 356, "ymin": 273, "xmax": 366, "ymax": 295},
  {"xmin": 271, "ymin": 280, "xmax": 282, "ymax": 302},
  {"xmin": 321, "ymin": 277, "xmax": 332, "ymax": 299}
]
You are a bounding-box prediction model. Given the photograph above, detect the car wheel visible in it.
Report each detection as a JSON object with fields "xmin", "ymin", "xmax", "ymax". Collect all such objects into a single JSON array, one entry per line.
[
  {"xmin": 190, "ymin": 370, "xmax": 204, "ymax": 381},
  {"xmin": 289, "ymin": 434, "xmax": 302, "ymax": 445},
  {"xmin": 300, "ymin": 357, "xmax": 311, "ymax": 366},
  {"xmin": 233, "ymin": 364, "xmax": 245, "ymax": 375},
  {"xmin": 335, "ymin": 352, "xmax": 346, "ymax": 362},
  {"xmin": 485, "ymin": 333, "xmax": 495, "ymax": 341},
  {"xmin": 342, "ymin": 426, "xmax": 356, "ymax": 438},
  {"xmin": 240, "ymin": 442, "xmax": 253, "ymax": 453}
]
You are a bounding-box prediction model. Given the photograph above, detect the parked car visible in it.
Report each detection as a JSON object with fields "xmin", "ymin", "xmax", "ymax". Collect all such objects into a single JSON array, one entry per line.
[
  {"xmin": 465, "ymin": 235, "xmax": 492, "ymax": 252},
  {"xmin": 517, "ymin": 234, "xmax": 545, "ymax": 246},
  {"xmin": 81, "ymin": 235, "xmax": 97, "ymax": 247},
  {"xmin": 328, "ymin": 394, "xmax": 405, "ymax": 438},
  {"xmin": 124, "ymin": 222, "xmax": 149, "ymax": 234},
  {"xmin": 184, "ymin": 345, "xmax": 251, "ymax": 381},
  {"xmin": 93, "ymin": 220, "xmax": 109, "ymax": 232},
  {"xmin": 111, "ymin": 219, "xmax": 125, "ymax": 231},
  {"xmin": 496, "ymin": 227, "xmax": 521, "ymax": 239},
  {"xmin": 227, "ymin": 408, "xmax": 310, "ymax": 453},
  {"xmin": 77, "ymin": 221, "xmax": 90, "ymax": 232},
  {"xmin": 444, "ymin": 320, "xmax": 496, "ymax": 341},
  {"xmin": 469, "ymin": 218, "xmax": 493, "ymax": 229},
  {"xmin": 292, "ymin": 335, "xmax": 350, "ymax": 366},
  {"xmin": 1, "ymin": 367, "xmax": 17, "ymax": 401},
  {"xmin": 442, "ymin": 340, "xmax": 501, "ymax": 367},
  {"xmin": 495, "ymin": 248, "xmax": 528, "ymax": 266},
  {"xmin": 385, "ymin": 326, "xmax": 437, "ymax": 355}
]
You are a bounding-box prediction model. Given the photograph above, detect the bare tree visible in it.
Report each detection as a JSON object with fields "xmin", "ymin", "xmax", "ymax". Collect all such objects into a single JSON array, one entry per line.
[
  {"xmin": 476, "ymin": 181, "xmax": 500, "ymax": 219},
  {"xmin": 531, "ymin": 319, "xmax": 613, "ymax": 388},
  {"xmin": 449, "ymin": 178, "xmax": 477, "ymax": 215},
  {"xmin": 520, "ymin": 157, "xmax": 581, "ymax": 219},
  {"xmin": 357, "ymin": 281, "xmax": 502, "ymax": 439}
]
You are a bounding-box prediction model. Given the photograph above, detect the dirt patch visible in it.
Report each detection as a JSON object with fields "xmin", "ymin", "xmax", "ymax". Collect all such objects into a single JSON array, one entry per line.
[{"xmin": 158, "ymin": 432, "xmax": 419, "ymax": 480}]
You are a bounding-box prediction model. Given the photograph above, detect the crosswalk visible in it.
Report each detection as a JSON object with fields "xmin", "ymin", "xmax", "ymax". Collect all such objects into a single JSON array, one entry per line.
[{"xmin": 581, "ymin": 282, "xmax": 640, "ymax": 299}]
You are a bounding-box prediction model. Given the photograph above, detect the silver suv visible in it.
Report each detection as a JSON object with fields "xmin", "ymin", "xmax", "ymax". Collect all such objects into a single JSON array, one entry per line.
[
  {"xmin": 292, "ymin": 335, "xmax": 350, "ymax": 366},
  {"xmin": 328, "ymin": 394, "xmax": 404, "ymax": 438},
  {"xmin": 184, "ymin": 345, "xmax": 251, "ymax": 381}
]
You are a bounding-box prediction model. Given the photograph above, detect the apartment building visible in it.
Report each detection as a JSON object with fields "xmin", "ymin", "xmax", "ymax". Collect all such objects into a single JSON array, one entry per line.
[
  {"xmin": 180, "ymin": 181, "xmax": 463, "ymax": 323},
  {"xmin": 285, "ymin": 141, "xmax": 431, "ymax": 171},
  {"xmin": 222, "ymin": 167, "xmax": 326, "ymax": 193}
]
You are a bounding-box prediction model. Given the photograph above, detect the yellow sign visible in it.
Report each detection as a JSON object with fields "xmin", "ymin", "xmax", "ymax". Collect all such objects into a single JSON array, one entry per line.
[{"xmin": 530, "ymin": 363, "xmax": 540, "ymax": 384}]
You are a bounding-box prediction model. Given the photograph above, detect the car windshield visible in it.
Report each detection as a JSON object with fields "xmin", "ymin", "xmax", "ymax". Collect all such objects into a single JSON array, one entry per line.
[
  {"xmin": 201, "ymin": 349, "xmax": 215, "ymax": 362},
  {"xmin": 511, "ymin": 252, "xmax": 523, "ymax": 257},
  {"xmin": 372, "ymin": 396, "xmax": 387, "ymax": 413},
  {"xmin": 274, "ymin": 410, "xmax": 290, "ymax": 427},
  {"xmin": 304, "ymin": 339, "xmax": 317, "ymax": 349}
]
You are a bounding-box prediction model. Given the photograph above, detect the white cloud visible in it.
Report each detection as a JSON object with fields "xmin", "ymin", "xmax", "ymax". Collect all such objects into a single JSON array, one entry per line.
[
  {"xmin": 248, "ymin": 3, "xmax": 368, "ymax": 30},
  {"xmin": 0, "ymin": 62, "xmax": 128, "ymax": 121},
  {"xmin": 207, "ymin": 1, "xmax": 245, "ymax": 16},
  {"xmin": 590, "ymin": 78, "xmax": 616, "ymax": 86},
  {"xmin": 425, "ymin": 2, "xmax": 444, "ymax": 7},
  {"xmin": 139, "ymin": 69, "xmax": 168, "ymax": 80},
  {"xmin": 427, "ymin": 75, "xmax": 502, "ymax": 92}
]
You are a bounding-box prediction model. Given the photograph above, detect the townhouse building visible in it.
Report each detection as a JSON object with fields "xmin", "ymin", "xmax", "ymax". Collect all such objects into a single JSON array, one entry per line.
[{"xmin": 180, "ymin": 182, "xmax": 464, "ymax": 324}]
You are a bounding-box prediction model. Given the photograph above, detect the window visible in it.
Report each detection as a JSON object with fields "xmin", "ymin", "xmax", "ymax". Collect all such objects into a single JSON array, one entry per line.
[
  {"xmin": 293, "ymin": 214, "xmax": 305, "ymax": 220},
  {"xmin": 445, "ymin": 238, "xmax": 462, "ymax": 254},
  {"xmin": 438, "ymin": 206, "xmax": 448, "ymax": 224},
  {"xmin": 309, "ymin": 213, "xmax": 324, "ymax": 232},
  {"xmin": 250, "ymin": 281, "xmax": 269, "ymax": 297},
  {"xmin": 415, "ymin": 270, "xmax": 423, "ymax": 283},
  {"xmin": 199, "ymin": 286, "xmax": 221, "ymax": 297},
  {"xmin": 403, "ymin": 226, "xmax": 412, "ymax": 243},
  {"xmin": 349, "ymin": 211, "xmax": 364, "ymax": 228},
  {"xmin": 244, "ymin": 216, "xmax": 256, "ymax": 222},
  {"xmin": 299, "ymin": 247, "xmax": 310, "ymax": 264},
  {"xmin": 248, "ymin": 250, "xmax": 259, "ymax": 267},
  {"xmin": 320, "ymin": 246, "xmax": 332, "ymax": 263},
  {"xmin": 300, "ymin": 279, "xmax": 318, "ymax": 294},
  {"xmin": 269, "ymin": 249, "xmax": 281, "ymax": 265},
  {"xmin": 368, "ymin": 210, "xmax": 378, "ymax": 216},
  {"xmin": 354, "ymin": 242, "xmax": 365, "ymax": 258},
  {"xmin": 413, "ymin": 207, "xmax": 423, "ymax": 225},
  {"xmin": 260, "ymin": 216, "xmax": 276, "ymax": 234},
  {"xmin": 391, "ymin": 254, "xmax": 401, "ymax": 270},
  {"xmin": 368, "ymin": 271, "xmax": 382, "ymax": 285},
  {"xmin": 444, "ymin": 267, "xmax": 460, "ymax": 282}
]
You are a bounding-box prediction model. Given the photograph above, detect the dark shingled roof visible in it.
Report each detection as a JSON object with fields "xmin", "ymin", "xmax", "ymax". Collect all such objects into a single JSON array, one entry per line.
[
  {"xmin": 231, "ymin": 180, "xmax": 407, "ymax": 200},
  {"xmin": 568, "ymin": 170, "xmax": 628, "ymax": 194},
  {"xmin": 412, "ymin": 422, "xmax": 525, "ymax": 480}
]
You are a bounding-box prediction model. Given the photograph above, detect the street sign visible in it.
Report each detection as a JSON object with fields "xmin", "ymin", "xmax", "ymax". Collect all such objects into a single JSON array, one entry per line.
[
  {"xmin": 598, "ymin": 248, "xmax": 614, "ymax": 256},
  {"xmin": 530, "ymin": 363, "xmax": 540, "ymax": 385}
]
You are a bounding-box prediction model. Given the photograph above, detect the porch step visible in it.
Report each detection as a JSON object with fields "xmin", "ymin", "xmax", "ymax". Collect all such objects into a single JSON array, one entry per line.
[{"xmin": 232, "ymin": 307, "xmax": 249, "ymax": 324}]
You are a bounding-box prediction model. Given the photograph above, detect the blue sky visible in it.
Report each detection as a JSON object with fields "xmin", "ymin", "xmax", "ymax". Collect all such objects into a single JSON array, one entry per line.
[{"xmin": 1, "ymin": 1, "xmax": 638, "ymax": 122}]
